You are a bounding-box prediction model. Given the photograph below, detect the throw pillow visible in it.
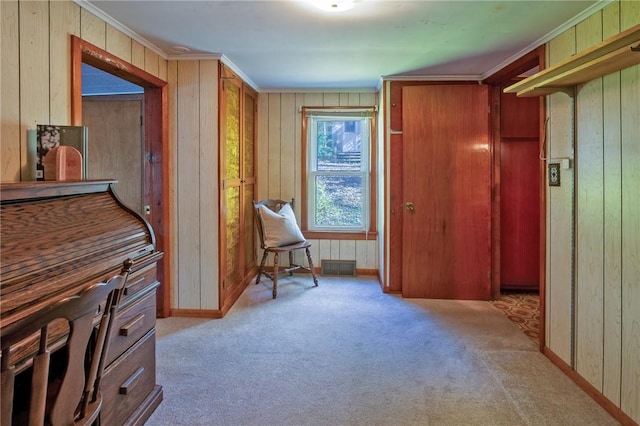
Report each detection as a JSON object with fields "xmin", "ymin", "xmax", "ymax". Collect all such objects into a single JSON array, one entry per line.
[{"xmin": 259, "ymin": 203, "xmax": 306, "ymax": 248}]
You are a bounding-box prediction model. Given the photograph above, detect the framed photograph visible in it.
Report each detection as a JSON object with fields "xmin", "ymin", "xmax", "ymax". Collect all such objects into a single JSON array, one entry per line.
[{"xmin": 36, "ymin": 125, "xmax": 88, "ymax": 180}]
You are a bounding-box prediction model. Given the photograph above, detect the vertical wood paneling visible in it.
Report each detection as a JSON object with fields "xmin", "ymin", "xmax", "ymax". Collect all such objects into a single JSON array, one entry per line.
[
  {"xmin": 157, "ymin": 57, "xmax": 168, "ymax": 82},
  {"xmin": 620, "ymin": 0, "xmax": 640, "ymax": 31},
  {"xmin": 79, "ymin": 8, "xmax": 105, "ymax": 48},
  {"xmin": 546, "ymin": 28, "xmax": 576, "ymax": 365},
  {"xmin": 280, "ymin": 93, "xmax": 296, "ymax": 198},
  {"xmin": 620, "ymin": 62, "xmax": 640, "ymax": 423},
  {"xmin": 267, "ymin": 95, "xmax": 281, "ymax": 198},
  {"xmin": 355, "ymin": 240, "xmax": 368, "ymax": 269},
  {"xmin": 49, "ymin": 1, "xmax": 79, "ymax": 124},
  {"xmin": 19, "ymin": 0, "xmax": 49, "ymax": 181},
  {"xmin": 620, "ymin": 1, "xmax": 640, "ymax": 418},
  {"xmin": 145, "ymin": 48, "xmax": 159, "ymax": 77},
  {"xmin": 330, "ymin": 240, "xmax": 340, "ymax": 259},
  {"xmin": 1, "ymin": 0, "xmax": 21, "ymax": 182},
  {"xmin": 575, "ymin": 12, "xmax": 604, "ymax": 390},
  {"xmin": 340, "ymin": 240, "xmax": 356, "ymax": 262},
  {"xmin": 176, "ymin": 60, "xmax": 201, "ymax": 309},
  {"xmin": 318, "ymin": 240, "xmax": 331, "ymax": 264},
  {"xmin": 199, "ymin": 60, "xmax": 219, "ymax": 309},
  {"xmin": 359, "ymin": 92, "xmax": 376, "ymax": 106},
  {"xmin": 256, "ymin": 94, "xmax": 269, "ymax": 200},
  {"xmin": 323, "ymin": 93, "xmax": 339, "ymax": 105},
  {"xmin": 304, "ymin": 93, "xmax": 323, "ymax": 106},
  {"xmin": 294, "ymin": 93, "xmax": 305, "ymax": 215},
  {"xmin": 167, "ymin": 60, "xmax": 179, "ymax": 308},
  {"xmin": 131, "ymin": 40, "xmax": 145, "ymax": 69},
  {"xmin": 105, "ymin": 24, "xmax": 131, "ymax": 62},
  {"xmin": 601, "ymin": 1, "xmax": 622, "ymax": 406}
]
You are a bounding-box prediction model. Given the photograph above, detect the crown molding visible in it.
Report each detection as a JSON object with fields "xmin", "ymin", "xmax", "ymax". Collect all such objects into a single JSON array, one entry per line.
[
  {"xmin": 73, "ymin": 0, "xmax": 168, "ymax": 59},
  {"xmin": 259, "ymin": 86, "xmax": 379, "ymax": 94},
  {"xmin": 166, "ymin": 53, "xmax": 223, "ymax": 61},
  {"xmin": 219, "ymin": 55, "xmax": 260, "ymax": 91},
  {"xmin": 382, "ymin": 75, "xmax": 483, "ymax": 83},
  {"xmin": 482, "ymin": 0, "xmax": 613, "ymax": 79}
]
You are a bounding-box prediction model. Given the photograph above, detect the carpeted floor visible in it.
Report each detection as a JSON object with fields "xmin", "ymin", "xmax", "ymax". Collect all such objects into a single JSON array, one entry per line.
[
  {"xmin": 147, "ymin": 276, "xmax": 615, "ymax": 426},
  {"xmin": 490, "ymin": 293, "xmax": 540, "ymax": 344}
]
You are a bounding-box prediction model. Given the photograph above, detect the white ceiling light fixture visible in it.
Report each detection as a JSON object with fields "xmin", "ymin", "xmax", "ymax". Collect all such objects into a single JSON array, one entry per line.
[
  {"xmin": 171, "ymin": 45, "xmax": 191, "ymax": 53},
  {"xmin": 311, "ymin": 0, "xmax": 356, "ymax": 13}
]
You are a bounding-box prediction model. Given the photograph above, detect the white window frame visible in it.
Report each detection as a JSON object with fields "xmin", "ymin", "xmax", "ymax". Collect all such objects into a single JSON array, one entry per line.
[{"xmin": 304, "ymin": 108, "xmax": 374, "ymax": 233}]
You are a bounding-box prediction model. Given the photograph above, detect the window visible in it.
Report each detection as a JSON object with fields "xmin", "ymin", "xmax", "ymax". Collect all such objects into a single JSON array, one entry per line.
[{"xmin": 302, "ymin": 107, "xmax": 376, "ymax": 236}]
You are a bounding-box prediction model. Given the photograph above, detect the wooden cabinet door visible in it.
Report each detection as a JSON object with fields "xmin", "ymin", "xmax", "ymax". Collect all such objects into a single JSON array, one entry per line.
[
  {"xmin": 401, "ymin": 85, "xmax": 491, "ymax": 299},
  {"xmin": 219, "ymin": 65, "xmax": 257, "ymax": 305}
]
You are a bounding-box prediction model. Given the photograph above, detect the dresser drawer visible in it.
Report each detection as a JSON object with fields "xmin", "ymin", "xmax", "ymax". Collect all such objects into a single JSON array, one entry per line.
[
  {"xmin": 106, "ymin": 290, "xmax": 156, "ymax": 366},
  {"xmin": 102, "ymin": 329, "xmax": 157, "ymax": 426},
  {"xmin": 123, "ymin": 263, "xmax": 157, "ymax": 299}
]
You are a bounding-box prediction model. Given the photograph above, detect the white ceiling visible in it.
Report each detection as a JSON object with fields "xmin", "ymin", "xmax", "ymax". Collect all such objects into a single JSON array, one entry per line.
[{"xmin": 82, "ymin": 0, "xmax": 603, "ymax": 91}]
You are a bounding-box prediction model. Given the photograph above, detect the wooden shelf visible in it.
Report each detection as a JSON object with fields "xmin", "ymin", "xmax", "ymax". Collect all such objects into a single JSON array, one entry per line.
[{"xmin": 505, "ymin": 24, "xmax": 640, "ymax": 97}]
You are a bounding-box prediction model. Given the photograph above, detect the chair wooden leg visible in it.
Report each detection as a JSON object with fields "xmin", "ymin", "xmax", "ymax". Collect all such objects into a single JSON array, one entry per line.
[
  {"xmin": 272, "ymin": 253, "xmax": 279, "ymax": 299},
  {"xmin": 256, "ymin": 250, "xmax": 268, "ymax": 285},
  {"xmin": 305, "ymin": 247, "xmax": 318, "ymax": 287},
  {"xmin": 288, "ymin": 252, "xmax": 294, "ymax": 276}
]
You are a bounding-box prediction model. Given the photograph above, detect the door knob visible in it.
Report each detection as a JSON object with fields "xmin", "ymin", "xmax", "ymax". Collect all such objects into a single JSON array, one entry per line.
[{"xmin": 405, "ymin": 202, "xmax": 414, "ymax": 212}]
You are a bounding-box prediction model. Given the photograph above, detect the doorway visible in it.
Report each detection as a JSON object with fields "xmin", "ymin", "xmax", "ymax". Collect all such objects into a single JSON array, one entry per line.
[
  {"xmin": 483, "ymin": 46, "xmax": 545, "ymax": 350},
  {"xmin": 70, "ymin": 36, "xmax": 170, "ymax": 317},
  {"xmin": 82, "ymin": 63, "xmax": 145, "ymax": 215}
]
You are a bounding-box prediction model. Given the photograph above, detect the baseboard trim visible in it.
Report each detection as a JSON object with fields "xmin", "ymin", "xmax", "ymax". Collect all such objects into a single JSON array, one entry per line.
[
  {"xmin": 543, "ymin": 347, "xmax": 638, "ymax": 426},
  {"xmin": 170, "ymin": 308, "xmax": 224, "ymax": 318}
]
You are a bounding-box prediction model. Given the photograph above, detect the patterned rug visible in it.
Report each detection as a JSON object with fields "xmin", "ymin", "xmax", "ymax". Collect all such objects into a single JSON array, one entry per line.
[{"xmin": 491, "ymin": 293, "xmax": 540, "ymax": 343}]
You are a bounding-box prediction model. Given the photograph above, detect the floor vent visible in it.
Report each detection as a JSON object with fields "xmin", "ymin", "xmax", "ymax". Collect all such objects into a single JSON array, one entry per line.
[{"xmin": 321, "ymin": 260, "xmax": 356, "ymax": 276}]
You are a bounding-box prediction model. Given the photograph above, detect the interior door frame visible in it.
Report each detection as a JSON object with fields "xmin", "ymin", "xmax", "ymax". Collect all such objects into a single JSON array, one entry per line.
[
  {"xmin": 70, "ymin": 35, "xmax": 170, "ymax": 318},
  {"xmin": 483, "ymin": 45, "xmax": 546, "ymax": 351}
]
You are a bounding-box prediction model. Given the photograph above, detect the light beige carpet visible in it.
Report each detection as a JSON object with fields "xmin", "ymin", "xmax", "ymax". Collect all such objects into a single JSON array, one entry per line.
[{"xmin": 146, "ymin": 276, "xmax": 616, "ymax": 426}]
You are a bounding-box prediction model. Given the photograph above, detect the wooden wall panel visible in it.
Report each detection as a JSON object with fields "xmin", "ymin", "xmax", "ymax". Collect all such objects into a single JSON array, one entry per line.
[
  {"xmin": 176, "ymin": 60, "xmax": 202, "ymax": 309},
  {"xmin": 601, "ymin": 1, "xmax": 622, "ymax": 406},
  {"xmin": 199, "ymin": 60, "xmax": 219, "ymax": 309},
  {"xmin": 545, "ymin": 3, "xmax": 639, "ymax": 422},
  {"xmin": 145, "ymin": 48, "xmax": 159, "ymax": 77},
  {"xmin": 1, "ymin": 0, "xmax": 21, "ymax": 182},
  {"xmin": 267, "ymin": 95, "xmax": 281, "ymax": 199},
  {"xmin": 80, "ymin": 8, "xmax": 105, "ymax": 49},
  {"xmin": 256, "ymin": 94, "xmax": 269, "ymax": 201},
  {"xmin": 158, "ymin": 57, "xmax": 168, "ymax": 82},
  {"xmin": 106, "ymin": 24, "xmax": 132, "ymax": 63},
  {"xmin": 280, "ymin": 93, "xmax": 296, "ymax": 199},
  {"xmin": 546, "ymin": 28, "xmax": 575, "ymax": 365},
  {"xmin": 49, "ymin": 1, "xmax": 79, "ymax": 124},
  {"xmin": 620, "ymin": 3, "xmax": 640, "ymax": 422},
  {"xmin": 620, "ymin": 62, "xmax": 640, "ymax": 424},
  {"xmin": 131, "ymin": 40, "xmax": 145, "ymax": 69},
  {"xmin": 575, "ymin": 12, "xmax": 604, "ymax": 391},
  {"xmin": 167, "ymin": 60, "xmax": 179, "ymax": 309},
  {"xmin": 19, "ymin": 0, "xmax": 49, "ymax": 183}
]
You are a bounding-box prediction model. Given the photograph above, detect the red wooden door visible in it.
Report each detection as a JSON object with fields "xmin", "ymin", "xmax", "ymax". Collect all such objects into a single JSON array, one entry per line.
[{"xmin": 401, "ymin": 85, "xmax": 491, "ymax": 299}]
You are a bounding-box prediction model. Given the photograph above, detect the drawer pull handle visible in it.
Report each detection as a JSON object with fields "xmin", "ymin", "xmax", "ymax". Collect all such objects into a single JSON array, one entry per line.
[
  {"xmin": 119, "ymin": 367, "xmax": 145, "ymax": 395},
  {"xmin": 123, "ymin": 277, "xmax": 146, "ymax": 295},
  {"xmin": 119, "ymin": 314, "xmax": 145, "ymax": 336}
]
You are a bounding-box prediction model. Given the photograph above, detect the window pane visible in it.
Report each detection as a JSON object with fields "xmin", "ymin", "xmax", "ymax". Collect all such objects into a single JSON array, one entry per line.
[
  {"xmin": 314, "ymin": 175, "xmax": 363, "ymax": 227},
  {"xmin": 315, "ymin": 120, "xmax": 361, "ymax": 172}
]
